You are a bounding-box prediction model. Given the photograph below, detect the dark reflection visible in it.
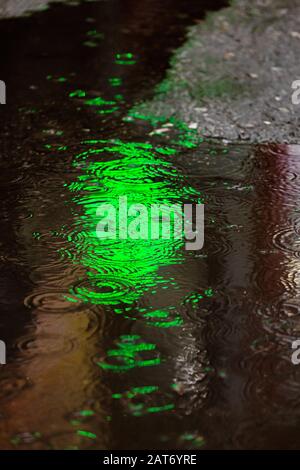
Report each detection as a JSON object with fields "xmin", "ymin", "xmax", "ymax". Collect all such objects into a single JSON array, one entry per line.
[
  {"xmin": 0, "ymin": 0, "xmax": 228, "ymax": 450},
  {"xmin": 183, "ymin": 143, "xmax": 300, "ymax": 450}
]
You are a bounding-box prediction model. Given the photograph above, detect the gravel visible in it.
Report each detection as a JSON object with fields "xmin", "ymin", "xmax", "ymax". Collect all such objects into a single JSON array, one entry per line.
[
  {"xmin": 135, "ymin": 0, "xmax": 300, "ymax": 143},
  {"xmin": 0, "ymin": 0, "xmax": 79, "ymax": 18}
]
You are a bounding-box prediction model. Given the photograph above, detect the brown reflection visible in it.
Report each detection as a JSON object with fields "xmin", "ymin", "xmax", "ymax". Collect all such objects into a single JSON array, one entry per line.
[
  {"xmin": 0, "ymin": 152, "xmax": 112, "ymax": 448},
  {"xmin": 0, "ymin": 306, "xmax": 109, "ymax": 449},
  {"xmin": 225, "ymin": 143, "xmax": 300, "ymax": 449}
]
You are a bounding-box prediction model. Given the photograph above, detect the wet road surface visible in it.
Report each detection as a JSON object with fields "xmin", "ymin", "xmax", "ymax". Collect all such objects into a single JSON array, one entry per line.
[{"xmin": 0, "ymin": 0, "xmax": 300, "ymax": 451}]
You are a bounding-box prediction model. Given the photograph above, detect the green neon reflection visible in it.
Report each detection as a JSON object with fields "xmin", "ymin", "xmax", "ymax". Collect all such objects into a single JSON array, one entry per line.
[
  {"xmin": 129, "ymin": 403, "xmax": 174, "ymax": 417},
  {"xmin": 76, "ymin": 430, "xmax": 97, "ymax": 440},
  {"xmin": 109, "ymin": 77, "xmax": 122, "ymax": 87},
  {"xmin": 97, "ymin": 335, "xmax": 161, "ymax": 372},
  {"xmin": 115, "ymin": 53, "xmax": 136, "ymax": 65},
  {"xmin": 112, "ymin": 385, "xmax": 159, "ymax": 399},
  {"xmin": 61, "ymin": 138, "xmax": 202, "ymax": 309}
]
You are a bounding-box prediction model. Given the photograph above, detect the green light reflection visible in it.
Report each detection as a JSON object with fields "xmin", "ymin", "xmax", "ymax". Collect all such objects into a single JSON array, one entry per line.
[{"xmin": 61, "ymin": 138, "xmax": 202, "ymax": 309}]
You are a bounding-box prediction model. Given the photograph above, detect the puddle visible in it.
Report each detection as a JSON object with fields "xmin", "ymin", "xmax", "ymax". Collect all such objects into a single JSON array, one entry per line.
[{"xmin": 1, "ymin": 0, "xmax": 300, "ymax": 452}]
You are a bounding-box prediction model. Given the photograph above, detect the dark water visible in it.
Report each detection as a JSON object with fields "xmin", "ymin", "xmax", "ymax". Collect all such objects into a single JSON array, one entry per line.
[{"xmin": 1, "ymin": 0, "xmax": 300, "ymax": 451}]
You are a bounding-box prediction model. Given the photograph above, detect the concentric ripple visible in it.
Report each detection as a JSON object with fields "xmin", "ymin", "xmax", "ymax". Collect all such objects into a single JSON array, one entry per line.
[{"xmin": 60, "ymin": 139, "xmax": 203, "ymax": 308}]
